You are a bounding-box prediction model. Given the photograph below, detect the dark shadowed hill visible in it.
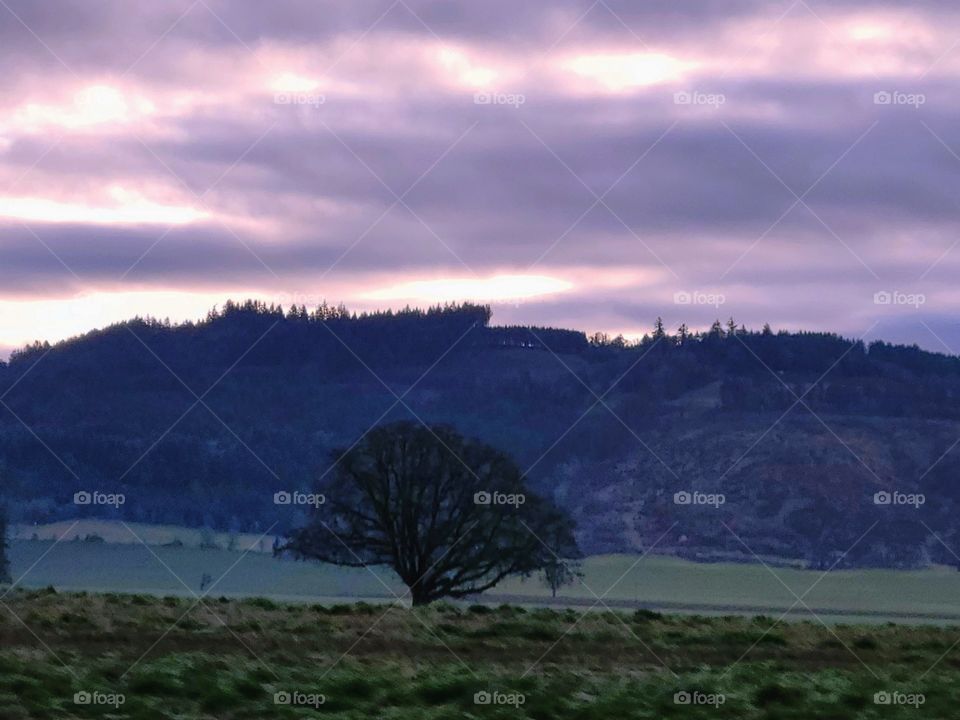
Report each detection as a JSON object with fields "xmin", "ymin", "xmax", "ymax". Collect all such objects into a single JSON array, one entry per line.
[{"xmin": 3, "ymin": 301, "xmax": 960, "ymax": 569}]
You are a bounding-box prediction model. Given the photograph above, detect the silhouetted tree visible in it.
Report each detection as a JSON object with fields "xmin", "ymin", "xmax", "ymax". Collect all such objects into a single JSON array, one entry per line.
[
  {"xmin": 541, "ymin": 558, "xmax": 582, "ymax": 598},
  {"xmin": 652, "ymin": 317, "xmax": 666, "ymax": 340},
  {"xmin": 539, "ymin": 523, "xmax": 583, "ymax": 597},
  {"xmin": 281, "ymin": 422, "xmax": 579, "ymax": 605}
]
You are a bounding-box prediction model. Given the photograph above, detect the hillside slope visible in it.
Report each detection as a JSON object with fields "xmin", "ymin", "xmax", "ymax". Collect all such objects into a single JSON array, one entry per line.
[{"xmin": 3, "ymin": 301, "xmax": 960, "ymax": 568}]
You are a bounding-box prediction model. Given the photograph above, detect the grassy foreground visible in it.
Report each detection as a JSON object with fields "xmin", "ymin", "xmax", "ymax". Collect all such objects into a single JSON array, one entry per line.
[{"xmin": 0, "ymin": 589, "xmax": 958, "ymax": 718}]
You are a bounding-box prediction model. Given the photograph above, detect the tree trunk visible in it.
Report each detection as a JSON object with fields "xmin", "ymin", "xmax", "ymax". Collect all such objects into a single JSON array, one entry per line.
[{"xmin": 411, "ymin": 587, "xmax": 432, "ymax": 607}]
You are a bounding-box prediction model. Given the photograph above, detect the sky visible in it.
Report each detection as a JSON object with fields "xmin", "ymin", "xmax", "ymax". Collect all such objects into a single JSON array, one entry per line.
[{"xmin": 2, "ymin": 0, "xmax": 960, "ymax": 357}]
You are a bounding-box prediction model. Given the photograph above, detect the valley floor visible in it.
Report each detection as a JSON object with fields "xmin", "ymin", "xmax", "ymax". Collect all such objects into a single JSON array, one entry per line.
[{"xmin": 11, "ymin": 522, "xmax": 960, "ymax": 624}]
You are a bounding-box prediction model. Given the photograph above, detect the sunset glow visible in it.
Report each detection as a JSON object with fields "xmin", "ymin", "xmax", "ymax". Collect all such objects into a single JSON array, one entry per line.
[
  {"xmin": 564, "ymin": 52, "xmax": 694, "ymax": 90},
  {"xmin": 0, "ymin": 190, "xmax": 206, "ymax": 226},
  {"xmin": 364, "ymin": 274, "xmax": 574, "ymax": 304},
  {"xmin": 0, "ymin": 1, "xmax": 957, "ymax": 356}
]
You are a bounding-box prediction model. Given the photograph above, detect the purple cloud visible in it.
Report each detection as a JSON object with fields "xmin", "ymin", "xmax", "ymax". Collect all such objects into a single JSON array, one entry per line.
[{"xmin": 1, "ymin": 0, "xmax": 959, "ymax": 353}]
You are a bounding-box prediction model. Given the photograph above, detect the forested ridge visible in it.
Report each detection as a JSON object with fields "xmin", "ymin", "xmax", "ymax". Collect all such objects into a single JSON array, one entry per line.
[{"xmin": 4, "ymin": 300, "xmax": 960, "ymax": 568}]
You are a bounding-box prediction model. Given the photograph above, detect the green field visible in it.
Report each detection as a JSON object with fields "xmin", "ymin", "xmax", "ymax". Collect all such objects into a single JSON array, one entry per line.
[
  {"xmin": 10, "ymin": 539, "xmax": 401, "ymax": 604},
  {"xmin": 11, "ymin": 520, "xmax": 278, "ymax": 553},
  {"xmin": 6, "ymin": 522, "xmax": 960, "ymax": 718},
  {"xmin": 10, "ymin": 520, "xmax": 960, "ymax": 623},
  {"xmin": 0, "ymin": 589, "xmax": 956, "ymax": 719}
]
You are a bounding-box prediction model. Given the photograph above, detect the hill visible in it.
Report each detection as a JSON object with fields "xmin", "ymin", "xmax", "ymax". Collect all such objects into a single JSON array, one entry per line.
[{"xmin": 3, "ymin": 301, "xmax": 960, "ymax": 568}]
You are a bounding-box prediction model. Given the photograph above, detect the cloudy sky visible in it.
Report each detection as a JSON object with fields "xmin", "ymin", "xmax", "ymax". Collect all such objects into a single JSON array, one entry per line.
[{"xmin": 2, "ymin": 0, "xmax": 959, "ymax": 356}]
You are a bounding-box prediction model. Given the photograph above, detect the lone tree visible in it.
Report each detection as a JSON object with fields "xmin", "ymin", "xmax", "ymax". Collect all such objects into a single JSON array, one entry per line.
[
  {"xmin": 540, "ymin": 551, "xmax": 583, "ymax": 598},
  {"xmin": 541, "ymin": 558, "xmax": 582, "ymax": 598},
  {"xmin": 281, "ymin": 421, "xmax": 578, "ymax": 606}
]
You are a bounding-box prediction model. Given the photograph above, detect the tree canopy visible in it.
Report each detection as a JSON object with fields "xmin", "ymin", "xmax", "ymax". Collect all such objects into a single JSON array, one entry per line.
[{"xmin": 281, "ymin": 421, "xmax": 579, "ymax": 605}]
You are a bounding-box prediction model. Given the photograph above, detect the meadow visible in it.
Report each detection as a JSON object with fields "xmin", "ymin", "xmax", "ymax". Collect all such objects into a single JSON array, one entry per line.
[
  {"xmin": 0, "ymin": 588, "xmax": 956, "ymax": 719},
  {"xmin": 11, "ymin": 520, "xmax": 960, "ymax": 624}
]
